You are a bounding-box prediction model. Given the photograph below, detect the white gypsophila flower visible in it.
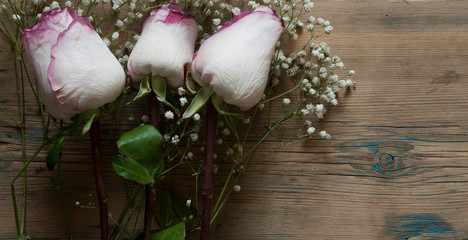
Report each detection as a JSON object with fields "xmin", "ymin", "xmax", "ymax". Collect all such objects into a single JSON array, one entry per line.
[
  {"xmin": 282, "ymin": 98, "xmax": 291, "ymax": 105},
  {"xmin": 112, "ymin": 32, "xmax": 119, "ymax": 40},
  {"xmin": 312, "ymin": 77, "xmax": 320, "ymax": 84},
  {"xmin": 163, "ymin": 134, "xmax": 171, "ymax": 142},
  {"xmin": 308, "ymin": 16, "xmax": 315, "ymax": 23},
  {"xmin": 141, "ymin": 115, "xmax": 149, "ymax": 122},
  {"xmin": 212, "ymin": 18, "xmax": 221, "ymax": 26},
  {"xmin": 301, "ymin": 109, "xmax": 310, "ymax": 116},
  {"xmin": 164, "ymin": 110, "xmax": 174, "ymax": 119},
  {"xmin": 179, "ymin": 97, "xmax": 188, "ymax": 106},
  {"xmin": 222, "ymin": 128, "xmax": 230, "ymax": 136},
  {"xmin": 171, "ymin": 135, "xmax": 180, "ymax": 144},
  {"xmin": 186, "ymin": 152, "xmax": 194, "ymax": 160},
  {"xmin": 216, "ymin": 138, "xmax": 223, "ymax": 145},
  {"xmin": 103, "ymin": 38, "xmax": 111, "ymax": 46},
  {"xmin": 12, "ymin": 14, "xmax": 21, "ymax": 21},
  {"xmin": 324, "ymin": 25, "xmax": 333, "ymax": 34},
  {"xmin": 233, "ymin": 185, "xmax": 241, "ymax": 192},
  {"xmin": 87, "ymin": 16, "xmax": 94, "ymax": 22},
  {"xmin": 193, "ymin": 113, "xmax": 200, "ymax": 121},
  {"xmin": 186, "ymin": 199, "xmax": 191, "ymax": 207},
  {"xmin": 306, "ymin": 103, "xmax": 314, "ymax": 111},
  {"xmin": 50, "ymin": 1, "xmax": 60, "ymax": 9},
  {"xmin": 272, "ymin": 77, "xmax": 279, "ymax": 86},
  {"xmin": 115, "ymin": 49, "xmax": 123, "ymax": 57},
  {"xmin": 115, "ymin": 19, "xmax": 124, "ymax": 28},
  {"xmin": 316, "ymin": 17, "xmax": 325, "ymax": 25},
  {"xmin": 43, "ymin": 6, "xmax": 51, "ymax": 12},
  {"xmin": 243, "ymin": 117, "xmax": 250, "ymax": 125},
  {"xmin": 346, "ymin": 79, "xmax": 354, "ymax": 86},
  {"xmin": 319, "ymin": 131, "xmax": 327, "ymax": 138},
  {"xmin": 309, "ymin": 88, "xmax": 316, "ymax": 95},
  {"xmin": 226, "ymin": 148, "xmax": 234, "ymax": 155},
  {"xmin": 130, "ymin": 2, "xmax": 136, "ymax": 11},
  {"xmin": 190, "ymin": 133, "xmax": 199, "ymax": 142},
  {"xmin": 305, "ymin": 120, "xmax": 312, "ymax": 127},
  {"xmin": 259, "ymin": 103, "xmax": 264, "ymax": 110},
  {"xmin": 263, "ymin": 0, "xmax": 270, "ymax": 3},
  {"xmin": 232, "ymin": 7, "xmax": 241, "ymax": 15},
  {"xmin": 307, "ymin": 127, "xmax": 315, "ymax": 135},
  {"xmin": 331, "ymin": 99, "xmax": 338, "ymax": 106},
  {"xmin": 122, "ymin": 55, "xmax": 129, "ymax": 62},
  {"xmin": 348, "ymin": 70, "xmax": 355, "ymax": 75}
]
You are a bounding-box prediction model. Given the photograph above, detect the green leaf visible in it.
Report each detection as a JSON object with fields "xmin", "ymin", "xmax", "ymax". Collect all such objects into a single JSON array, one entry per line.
[
  {"xmin": 150, "ymin": 222, "xmax": 185, "ymax": 240},
  {"xmin": 112, "ymin": 156, "xmax": 153, "ymax": 185},
  {"xmin": 117, "ymin": 125, "xmax": 163, "ymax": 164},
  {"xmin": 211, "ymin": 94, "xmax": 243, "ymax": 118},
  {"xmin": 151, "ymin": 75, "xmax": 179, "ymax": 114},
  {"xmin": 156, "ymin": 189, "xmax": 179, "ymax": 228},
  {"xmin": 156, "ymin": 187, "xmax": 198, "ymax": 229},
  {"xmin": 181, "ymin": 86, "xmax": 214, "ymax": 120},
  {"xmin": 129, "ymin": 75, "xmax": 151, "ymax": 104},
  {"xmin": 116, "ymin": 125, "xmax": 165, "ymax": 183},
  {"xmin": 46, "ymin": 136, "xmax": 65, "ymax": 170}
]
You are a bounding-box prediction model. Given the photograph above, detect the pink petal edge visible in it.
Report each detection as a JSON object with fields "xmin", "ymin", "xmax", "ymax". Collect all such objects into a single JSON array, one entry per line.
[{"xmin": 47, "ymin": 17, "xmax": 97, "ymax": 108}]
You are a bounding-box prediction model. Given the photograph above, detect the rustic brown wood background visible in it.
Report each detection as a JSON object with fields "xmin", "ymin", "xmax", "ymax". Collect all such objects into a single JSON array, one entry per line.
[{"xmin": 1, "ymin": 0, "xmax": 468, "ymax": 239}]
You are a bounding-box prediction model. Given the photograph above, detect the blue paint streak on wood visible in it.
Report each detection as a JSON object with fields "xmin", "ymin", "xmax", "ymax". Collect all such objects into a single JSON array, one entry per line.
[
  {"xmin": 387, "ymin": 214, "xmax": 454, "ymax": 240},
  {"xmin": 0, "ymin": 69, "xmax": 6, "ymax": 74}
]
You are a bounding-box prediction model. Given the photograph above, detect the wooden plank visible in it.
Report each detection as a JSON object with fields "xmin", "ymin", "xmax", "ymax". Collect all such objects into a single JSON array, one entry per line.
[{"xmin": 1, "ymin": 0, "xmax": 468, "ymax": 239}]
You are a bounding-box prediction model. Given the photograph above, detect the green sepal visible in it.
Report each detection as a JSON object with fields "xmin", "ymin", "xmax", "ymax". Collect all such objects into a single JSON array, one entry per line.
[
  {"xmin": 128, "ymin": 75, "xmax": 151, "ymax": 104},
  {"xmin": 80, "ymin": 109, "xmax": 102, "ymax": 136},
  {"xmin": 211, "ymin": 94, "xmax": 243, "ymax": 118},
  {"xmin": 106, "ymin": 92, "xmax": 124, "ymax": 115},
  {"xmin": 46, "ymin": 136, "xmax": 65, "ymax": 170},
  {"xmin": 185, "ymin": 74, "xmax": 199, "ymax": 95},
  {"xmin": 151, "ymin": 75, "xmax": 179, "ymax": 115},
  {"xmin": 181, "ymin": 86, "xmax": 214, "ymax": 120}
]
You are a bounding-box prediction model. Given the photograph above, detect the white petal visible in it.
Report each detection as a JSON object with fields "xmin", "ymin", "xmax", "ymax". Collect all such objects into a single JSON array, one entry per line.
[
  {"xmin": 48, "ymin": 17, "xmax": 125, "ymax": 112},
  {"xmin": 35, "ymin": 8, "xmax": 77, "ymax": 32},
  {"xmin": 192, "ymin": 7, "xmax": 283, "ymax": 110},
  {"xmin": 128, "ymin": 4, "xmax": 198, "ymax": 88},
  {"xmin": 22, "ymin": 29, "xmax": 79, "ymax": 119}
]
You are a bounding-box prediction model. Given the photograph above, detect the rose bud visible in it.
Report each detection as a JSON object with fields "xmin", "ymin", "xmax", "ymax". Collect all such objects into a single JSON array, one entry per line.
[
  {"xmin": 22, "ymin": 8, "xmax": 125, "ymax": 120},
  {"xmin": 128, "ymin": 3, "xmax": 198, "ymax": 89},
  {"xmin": 191, "ymin": 6, "xmax": 284, "ymax": 110}
]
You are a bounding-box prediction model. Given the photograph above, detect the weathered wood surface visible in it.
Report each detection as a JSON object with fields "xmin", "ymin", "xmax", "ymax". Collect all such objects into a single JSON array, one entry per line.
[{"xmin": 2, "ymin": 0, "xmax": 468, "ymax": 239}]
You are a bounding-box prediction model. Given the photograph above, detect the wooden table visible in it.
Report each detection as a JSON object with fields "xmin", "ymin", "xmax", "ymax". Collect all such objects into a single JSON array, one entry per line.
[{"xmin": 1, "ymin": 0, "xmax": 468, "ymax": 239}]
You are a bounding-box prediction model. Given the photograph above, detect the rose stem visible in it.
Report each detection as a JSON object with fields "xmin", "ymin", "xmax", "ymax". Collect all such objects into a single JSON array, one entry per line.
[
  {"xmin": 143, "ymin": 92, "xmax": 159, "ymax": 240},
  {"xmin": 200, "ymin": 101, "xmax": 217, "ymax": 240},
  {"xmin": 90, "ymin": 120, "xmax": 108, "ymax": 240}
]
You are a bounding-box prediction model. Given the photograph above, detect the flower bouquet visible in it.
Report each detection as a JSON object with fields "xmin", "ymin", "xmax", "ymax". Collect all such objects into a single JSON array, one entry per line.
[{"xmin": 0, "ymin": 0, "xmax": 354, "ymax": 239}]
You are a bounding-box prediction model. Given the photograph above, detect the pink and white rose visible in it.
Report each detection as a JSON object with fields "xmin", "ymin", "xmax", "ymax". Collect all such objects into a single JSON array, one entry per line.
[
  {"xmin": 191, "ymin": 6, "xmax": 284, "ymax": 110},
  {"xmin": 22, "ymin": 8, "xmax": 125, "ymax": 120},
  {"xmin": 127, "ymin": 3, "xmax": 198, "ymax": 88}
]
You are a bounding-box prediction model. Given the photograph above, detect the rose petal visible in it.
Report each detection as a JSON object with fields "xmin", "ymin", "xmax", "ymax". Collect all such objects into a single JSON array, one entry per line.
[
  {"xmin": 22, "ymin": 29, "xmax": 79, "ymax": 119},
  {"xmin": 192, "ymin": 6, "xmax": 283, "ymax": 110},
  {"xmin": 48, "ymin": 17, "xmax": 125, "ymax": 112},
  {"xmin": 34, "ymin": 8, "xmax": 77, "ymax": 32},
  {"xmin": 128, "ymin": 4, "xmax": 198, "ymax": 88}
]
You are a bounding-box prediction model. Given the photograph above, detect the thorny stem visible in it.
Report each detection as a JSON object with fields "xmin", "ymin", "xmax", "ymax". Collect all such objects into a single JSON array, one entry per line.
[
  {"xmin": 90, "ymin": 121, "xmax": 108, "ymax": 240},
  {"xmin": 143, "ymin": 92, "xmax": 159, "ymax": 240},
  {"xmin": 200, "ymin": 101, "xmax": 216, "ymax": 240}
]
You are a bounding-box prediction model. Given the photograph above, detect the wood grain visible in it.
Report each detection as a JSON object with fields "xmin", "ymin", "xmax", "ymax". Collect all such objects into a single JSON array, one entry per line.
[{"xmin": 2, "ymin": 0, "xmax": 468, "ymax": 239}]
